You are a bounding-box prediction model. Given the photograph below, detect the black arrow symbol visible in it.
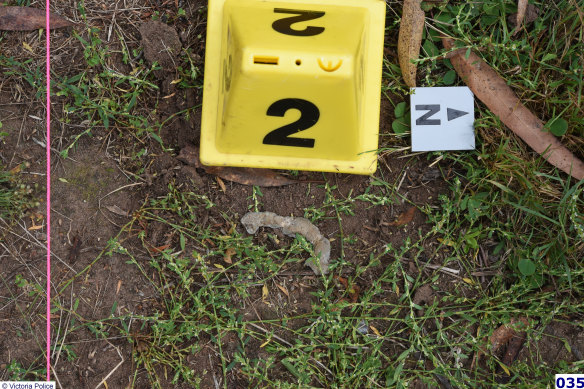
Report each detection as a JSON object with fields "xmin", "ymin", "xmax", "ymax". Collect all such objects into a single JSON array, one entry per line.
[{"xmin": 447, "ymin": 108, "xmax": 469, "ymax": 121}]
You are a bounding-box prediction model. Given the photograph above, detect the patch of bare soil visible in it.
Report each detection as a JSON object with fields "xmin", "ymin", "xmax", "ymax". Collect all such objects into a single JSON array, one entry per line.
[
  {"xmin": 518, "ymin": 320, "xmax": 584, "ymax": 365},
  {"xmin": 1, "ymin": 57, "xmax": 50, "ymax": 382}
]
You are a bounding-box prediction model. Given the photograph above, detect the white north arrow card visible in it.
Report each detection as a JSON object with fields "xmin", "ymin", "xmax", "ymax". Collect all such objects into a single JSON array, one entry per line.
[{"xmin": 410, "ymin": 86, "xmax": 475, "ymax": 151}]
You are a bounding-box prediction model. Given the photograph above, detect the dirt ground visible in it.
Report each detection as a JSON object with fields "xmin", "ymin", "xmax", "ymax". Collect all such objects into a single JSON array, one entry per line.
[{"xmin": 1, "ymin": 1, "xmax": 583, "ymax": 388}]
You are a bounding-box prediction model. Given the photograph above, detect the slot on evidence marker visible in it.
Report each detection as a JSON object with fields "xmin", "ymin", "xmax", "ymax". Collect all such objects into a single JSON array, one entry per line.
[{"xmin": 253, "ymin": 55, "xmax": 279, "ymax": 65}]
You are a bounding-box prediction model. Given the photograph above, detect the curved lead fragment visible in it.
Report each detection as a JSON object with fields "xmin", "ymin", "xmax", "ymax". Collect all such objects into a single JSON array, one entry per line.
[{"xmin": 241, "ymin": 212, "xmax": 331, "ymax": 275}]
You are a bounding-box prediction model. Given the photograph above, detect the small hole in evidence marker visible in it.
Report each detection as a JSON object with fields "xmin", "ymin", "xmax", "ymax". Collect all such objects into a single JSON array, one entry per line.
[{"xmin": 295, "ymin": 59, "xmax": 301, "ymax": 66}]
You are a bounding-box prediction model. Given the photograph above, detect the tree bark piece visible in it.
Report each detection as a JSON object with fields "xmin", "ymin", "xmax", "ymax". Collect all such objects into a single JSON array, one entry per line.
[{"xmin": 0, "ymin": 6, "xmax": 73, "ymax": 31}]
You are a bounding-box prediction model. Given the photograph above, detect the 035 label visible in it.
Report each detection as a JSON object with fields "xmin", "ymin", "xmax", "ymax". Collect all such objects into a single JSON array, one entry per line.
[{"xmin": 556, "ymin": 374, "xmax": 584, "ymax": 389}]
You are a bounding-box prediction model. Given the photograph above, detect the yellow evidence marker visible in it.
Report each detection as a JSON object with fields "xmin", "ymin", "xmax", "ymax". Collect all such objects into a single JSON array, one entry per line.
[{"xmin": 201, "ymin": 0, "xmax": 386, "ymax": 174}]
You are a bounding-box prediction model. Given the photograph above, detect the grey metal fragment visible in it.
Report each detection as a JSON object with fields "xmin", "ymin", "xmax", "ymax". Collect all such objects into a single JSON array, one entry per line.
[{"xmin": 241, "ymin": 212, "xmax": 330, "ymax": 275}]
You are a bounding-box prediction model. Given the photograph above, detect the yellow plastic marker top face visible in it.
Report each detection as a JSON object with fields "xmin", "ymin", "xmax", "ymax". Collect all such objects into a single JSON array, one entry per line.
[{"xmin": 201, "ymin": 0, "xmax": 386, "ymax": 174}]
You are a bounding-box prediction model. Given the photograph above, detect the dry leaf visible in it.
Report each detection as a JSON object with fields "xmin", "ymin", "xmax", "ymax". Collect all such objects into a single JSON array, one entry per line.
[
  {"xmin": 105, "ymin": 205, "xmax": 128, "ymax": 217},
  {"xmin": 490, "ymin": 317, "xmax": 529, "ymax": 353},
  {"xmin": 0, "ymin": 6, "xmax": 74, "ymax": 31},
  {"xmin": 370, "ymin": 325, "xmax": 382, "ymax": 337},
  {"xmin": 502, "ymin": 330, "xmax": 527, "ymax": 366},
  {"xmin": 498, "ymin": 360, "xmax": 511, "ymax": 376},
  {"xmin": 276, "ymin": 283, "xmax": 289, "ymax": 297},
  {"xmin": 437, "ymin": 238, "xmax": 455, "ymax": 247},
  {"xmin": 348, "ymin": 284, "xmax": 361, "ymax": 303},
  {"xmin": 472, "ymin": 316, "xmax": 529, "ymax": 370},
  {"xmin": 216, "ymin": 176, "xmax": 226, "ymax": 192},
  {"xmin": 262, "ymin": 284, "xmax": 269, "ymax": 301},
  {"xmin": 516, "ymin": 0, "xmax": 528, "ymax": 29},
  {"xmin": 177, "ymin": 145, "xmax": 299, "ymax": 187},
  {"xmin": 260, "ymin": 339, "xmax": 270, "ymax": 348},
  {"xmin": 398, "ymin": 0, "xmax": 425, "ymax": 88},
  {"xmin": 223, "ymin": 248, "xmax": 235, "ymax": 264},
  {"xmin": 388, "ymin": 206, "xmax": 416, "ymax": 227},
  {"xmin": 204, "ymin": 165, "xmax": 297, "ymax": 187},
  {"xmin": 9, "ymin": 164, "xmax": 23, "ymax": 175},
  {"xmin": 442, "ymin": 38, "xmax": 584, "ymax": 180},
  {"xmin": 28, "ymin": 214, "xmax": 44, "ymax": 230},
  {"xmin": 22, "ymin": 41, "xmax": 33, "ymax": 53},
  {"xmin": 335, "ymin": 275, "xmax": 349, "ymax": 289},
  {"xmin": 148, "ymin": 244, "xmax": 170, "ymax": 254},
  {"xmin": 116, "ymin": 280, "xmax": 122, "ymax": 295},
  {"xmin": 334, "ymin": 276, "xmax": 361, "ymax": 303}
]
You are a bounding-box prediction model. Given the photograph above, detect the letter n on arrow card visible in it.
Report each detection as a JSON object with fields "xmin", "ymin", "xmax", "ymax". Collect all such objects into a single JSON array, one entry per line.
[{"xmin": 410, "ymin": 87, "xmax": 475, "ymax": 151}]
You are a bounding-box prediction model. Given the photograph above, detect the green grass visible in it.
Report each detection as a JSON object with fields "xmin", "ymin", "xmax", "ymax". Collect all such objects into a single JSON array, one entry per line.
[
  {"xmin": 88, "ymin": 1, "xmax": 582, "ymax": 387},
  {"xmin": 55, "ymin": 174, "xmax": 582, "ymax": 387},
  {"xmin": 409, "ymin": 0, "xmax": 584, "ymax": 278},
  {"xmin": 55, "ymin": 24, "xmax": 163, "ymax": 158},
  {"xmin": 2, "ymin": 360, "xmax": 46, "ymax": 381},
  {"xmin": 51, "ymin": 1, "xmax": 203, "ymax": 161},
  {"xmin": 384, "ymin": 0, "xmax": 584, "ymax": 147}
]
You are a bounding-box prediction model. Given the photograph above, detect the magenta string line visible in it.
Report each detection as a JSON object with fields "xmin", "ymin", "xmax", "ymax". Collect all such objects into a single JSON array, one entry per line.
[{"xmin": 46, "ymin": 0, "xmax": 51, "ymax": 382}]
